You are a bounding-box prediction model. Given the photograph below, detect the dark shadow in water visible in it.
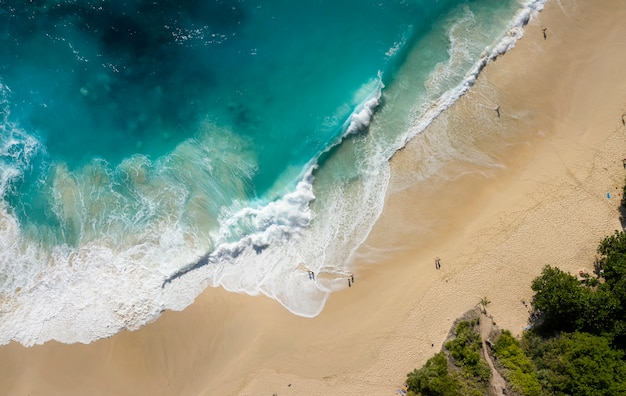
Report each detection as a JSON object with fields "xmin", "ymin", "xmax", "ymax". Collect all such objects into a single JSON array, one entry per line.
[
  {"xmin": 0, "ymin": 0, "xmax": 247, "ymax": 164},
  {"xmin": 162, "ymin": 253, "xmax": 213, "ymax": 288},
  {"xmin": 161, "ymin": 238, "xmax": 269, "ymax": 288},
  {"xmin": 0, "ymin": 1, "xmax": 250, "ymax": 242},
  {"xmin": 161, "ymin": 243, "xmax": 248, "ymax": 288}
]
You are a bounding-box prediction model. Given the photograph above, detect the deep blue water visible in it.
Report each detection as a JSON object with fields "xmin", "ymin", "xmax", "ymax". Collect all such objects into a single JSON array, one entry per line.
[
  {"xmin": 0, "ymin": 0, "xmax": 541, "ymax": 345},
  {"xmin": 1, "ymin": 0, "xmax": 457, "ymax": 243}
]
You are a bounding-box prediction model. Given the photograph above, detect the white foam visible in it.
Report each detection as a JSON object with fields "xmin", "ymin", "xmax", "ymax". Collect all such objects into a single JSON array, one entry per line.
[
  {"xmin": 319, "ymin": 77, "xmax": 384, "ymax": 151},
  {"xmin": 406, "ymin": 0, "xmax": 546, "ymax": 142},
  {"xmin": 0, "ymin": 85, "xmax": 42, "ymax": 196},
  {"xmin": 0, "ymin": 197, "xmax": 207, "ymax": 345},
  {"xmin": 164, "ymin": 79, "xmax": 388, "ymax": 318},
  {"xmin": 0, "ymin": 121, "xmax": 323, "ymax": 345},
  {"xmin": 0, "ymin": 0, "xmax": 547, "ymax": 346},
  {"xmin": 344, "ymin": 85, "xmax": 383, "ymax": 137}
]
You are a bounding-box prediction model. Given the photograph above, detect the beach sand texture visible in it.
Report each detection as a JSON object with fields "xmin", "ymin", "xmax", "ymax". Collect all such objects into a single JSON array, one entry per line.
[{"xmin": 2, "ymin": 0, "xmax": 626, "ymax": 395}]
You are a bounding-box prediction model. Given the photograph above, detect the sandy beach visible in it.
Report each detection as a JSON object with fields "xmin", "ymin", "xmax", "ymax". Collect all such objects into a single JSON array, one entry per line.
[{"xmin": 2, "ymin": 0, "xmax": 626, "ymax": 395}]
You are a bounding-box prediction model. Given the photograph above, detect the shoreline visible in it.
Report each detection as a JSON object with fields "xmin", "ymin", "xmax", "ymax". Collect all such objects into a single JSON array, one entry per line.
[{"xmin": 2, "ymin": 1, "xmax": 626, "ymax": 395}]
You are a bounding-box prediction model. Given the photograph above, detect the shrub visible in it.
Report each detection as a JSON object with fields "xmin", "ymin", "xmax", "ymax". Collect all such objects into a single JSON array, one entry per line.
[
  {"xmin": 493, "ymin": 330, "xmax": 542, "ymax": 396},
  {"xmin": 406, "ymin": 352, "xmax": 461, "ymax": 396},
  {"xmin": 445, "ymin": 320, "xmax": 491, "ymax": 383},
  {"xmin": 530, "ymin": 266, "xmax": 590, "ymax": 333},
  {"xmin": 526, "ymin": 332, "xmax": 626, "ymax": 396}
]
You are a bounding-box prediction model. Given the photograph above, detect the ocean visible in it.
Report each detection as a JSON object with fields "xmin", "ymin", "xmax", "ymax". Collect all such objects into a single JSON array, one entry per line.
[{"xmin": 0, "ymin": 0, "xmax": 544, "ymax": 345}]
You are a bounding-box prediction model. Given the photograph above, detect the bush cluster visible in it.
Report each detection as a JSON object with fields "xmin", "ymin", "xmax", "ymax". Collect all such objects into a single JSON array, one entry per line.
[
  {"xmin": 407, "ymin": 319, "xmax": 489, "ymax": 396},
  {"xmin": 406, "ymin": 228, "xmax": 626, "ymax": 396},
  {"xmin": 492, "ymin": 330, "xmax": 541, "ymax": 395}
]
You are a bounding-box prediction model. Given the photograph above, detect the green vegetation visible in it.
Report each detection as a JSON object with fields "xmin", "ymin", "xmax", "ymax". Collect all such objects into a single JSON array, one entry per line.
[
  {"xmin": 445, "ymin": 320, "xmax": 490, "ymax": 382},
  {"xmin": 530, "ymin": 265, "xmax": 591, "ymax": 333},
  {"xmin": 478, "ymin": 297, "xmax": 490, "ymax": 314},
  {"xmin": 531, "ymin": 231, "xmax": 626, "ymax": 346},
  {"xmin": 524, "ymin": 331, "xmax": 626, "ymax": 396},
  {"xmin": 492, "ymin": 330, "xmax": 542, "ymax": 396},
  {"xmin": 406, "ymin": 352, "xmax": 461, "ymax": 396},
  {"xmin": 407, "ymin": 319, "xmax": 490, "ymax": 396},
  {"xmin": 406, "ymin": 226, "xmax": 626, "ymax": 396}
]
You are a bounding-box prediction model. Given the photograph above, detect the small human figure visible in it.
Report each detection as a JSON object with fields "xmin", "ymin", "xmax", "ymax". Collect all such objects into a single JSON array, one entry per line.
[
  {"xmin": 622, "ymin": 114, "xmax": 626, "ymax": 126},
  {"xmin": 350, "ymin": 273, "xmax": 354, "ymax": 283},
  {"xmin": 622, "ymin": 158, "xmax": 626, "ymax": 169},
  {"xmin": 311, "ymin": 271, "xmax": 315, "ymax": 280},
  {"xmin": 348, "ymin": 278, "xmax": 351, "ymax": 287},
  {"xmin": 542, "ymin": 27, "xmax": 547, "ymax": 40},
  {"xmin": 435, "ymin": 257, "xmax": 441, "ymax": 269},
  {"xmin": 495, "ymin": 106, "xmax": 500, "ymax": 118}
]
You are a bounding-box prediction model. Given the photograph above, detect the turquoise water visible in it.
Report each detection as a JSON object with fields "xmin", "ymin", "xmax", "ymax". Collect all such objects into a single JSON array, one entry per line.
[
  {"xmin": 0, "ymin": 0, "xmax": 543, "ymax": 345},
  {"xmin": 2, "ymin": 0, "xmax": 441, "ymax": 240}
]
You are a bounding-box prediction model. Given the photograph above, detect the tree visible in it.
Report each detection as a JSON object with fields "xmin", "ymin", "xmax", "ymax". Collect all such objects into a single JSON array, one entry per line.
[
  {"xmin": 528, "ymin": 332, "xmax": 626, "ymax": 396},
  {"xmin": 406, "ymin": 352, "xmax": 461, "ymax": 396},
  {"xmin": 530, "ymin": 266, "xmax": 590, "ymax": 333},
  {"xmin": 596, "ymin": 231, "xmax": 626, "ymax": 347},
  {"xmin": 478, "ymin": 297, "xmax": 491, "ymax": 314},
  {"xmin": 597, "ymin": 230, "xmax": 626, "ymax": 287},
  {"xmin": 493, "ymin": 331, "xmax": 542, "ymax": 396},
  {"xmin": 445, "ymin": 320, "xmax": 491, "ymax": 382},
  {"xmin": 531, "ymin": 265, "xmax": 624, "ymax": 337}
]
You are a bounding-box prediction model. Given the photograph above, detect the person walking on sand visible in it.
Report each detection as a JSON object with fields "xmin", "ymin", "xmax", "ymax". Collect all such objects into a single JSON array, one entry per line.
[
  {"xmin": 495, "ymin": 106, "xmax": 500, "ymax": 118},
  {"xmin": 348, "ymin": 278, "xmax": 351, "ymax": 287},
  {"xmin": 542, "ymin": 27, "xmax": 547, "ymax": 40},
  {"xmin": 350, "ymin": 273, "xmax": 354, "ymax": 283},
  {"xmin": 435, "ymin": 257, "xmax": 441, "ymax": 269}
]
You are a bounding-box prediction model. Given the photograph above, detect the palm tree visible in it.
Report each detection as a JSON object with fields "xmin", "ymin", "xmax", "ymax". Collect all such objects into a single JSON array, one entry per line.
[{"xmin": 478, "ymin": 297, "xmax": 491, "ymax": 314}]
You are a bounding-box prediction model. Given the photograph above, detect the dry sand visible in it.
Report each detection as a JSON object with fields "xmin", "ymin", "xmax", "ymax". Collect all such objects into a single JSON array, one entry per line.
[{"xmin": 2, "ymin": 0, "xmax": 626, "ymax": 395}]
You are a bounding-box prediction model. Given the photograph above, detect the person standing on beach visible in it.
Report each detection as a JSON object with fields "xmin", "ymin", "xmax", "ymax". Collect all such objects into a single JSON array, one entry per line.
[{"xmin": 435, "ymin": 257, "xmax": 441, "ymax": 269}]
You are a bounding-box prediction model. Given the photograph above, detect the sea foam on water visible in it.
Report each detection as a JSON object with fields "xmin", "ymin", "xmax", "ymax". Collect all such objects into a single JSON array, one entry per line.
[{"xmin": 0, "ymin": 0, "xmax": 544, "ymax": 345}]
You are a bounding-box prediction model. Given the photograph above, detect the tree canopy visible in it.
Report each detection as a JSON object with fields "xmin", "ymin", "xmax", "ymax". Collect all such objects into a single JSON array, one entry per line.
[
  {"xmin": 408, "ymin": 228, "xmax": 626, "ymax": 396},
  {"xmin": 530, "ymin": 230, "xmax": 626, "ymax": 346},
  {"xmin": 525, "ymin": 332, "xmax": 626, "ymax": 396}
]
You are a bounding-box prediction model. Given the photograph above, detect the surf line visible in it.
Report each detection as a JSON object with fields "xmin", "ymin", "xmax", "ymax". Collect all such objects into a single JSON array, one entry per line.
[{"xmin": 162, "ymin": 254, "xmax": 212, "ymax": 287}]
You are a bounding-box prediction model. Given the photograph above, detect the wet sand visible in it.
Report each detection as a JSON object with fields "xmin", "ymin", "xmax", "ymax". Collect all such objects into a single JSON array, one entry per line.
[{"xmin": 1, "ymin": 1, "xmax": 626, "ymax": 395}]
